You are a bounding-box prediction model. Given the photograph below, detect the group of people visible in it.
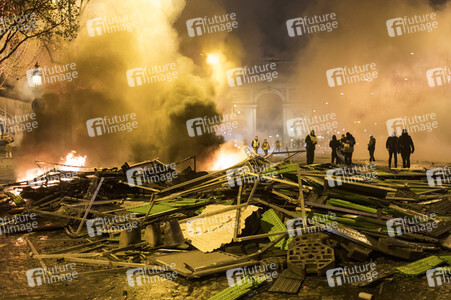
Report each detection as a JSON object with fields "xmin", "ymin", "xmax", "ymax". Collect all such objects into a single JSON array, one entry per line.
[
  {"xmin": 385, "ymin": 129, "xmax": 415, "ymax": 168},
  {"xmin": 327, "ymin": 129, "xmax": 415, "ymax": 168},
  {"xmin": 251, "ymin": 136, "xmax": 282, "ymax": 156},
  {"xmin": 251, "ymin": 129, "xmax": 415, "ymax": 169},
  {"xmin": 327, "ymin": 132, "xmax": 357, "ymax": 165},
  {"xmin": 305, "ymin": 130, "xmax": 357, "ymax": 165}
]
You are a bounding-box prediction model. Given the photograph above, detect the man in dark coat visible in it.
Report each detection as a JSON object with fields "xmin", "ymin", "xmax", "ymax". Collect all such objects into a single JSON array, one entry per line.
[
  {"xmin": 368, "ymin": 135, "xmax": 376, "ymax": 162},
  {"xmin": 398, "ymin": 129, "xmax": 415, "ymax": 168},
  {"xmin": 305, "ymin": 130, "xmax": 317, "ymax": 164},
  {"xmin": 329, "ymin": 135, "xmax": 341, "ymax": 165},
  {"xmin": 386, "ymin": 133, "xmax": 398, "ymax": 168}
]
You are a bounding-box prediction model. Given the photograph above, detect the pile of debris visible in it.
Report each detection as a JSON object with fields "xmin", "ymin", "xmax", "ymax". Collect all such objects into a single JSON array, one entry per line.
[{"xmin": 2, "ymin": 150, "xmax": 450, "ymax": 299}]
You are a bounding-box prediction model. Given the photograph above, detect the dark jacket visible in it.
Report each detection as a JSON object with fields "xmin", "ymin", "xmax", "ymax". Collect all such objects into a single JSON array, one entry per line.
[
  {"xmin": 386, "ymin": 136, "xmax": 398, "ymax": 151},
  {"xmin": 368, "ymin": 137, "xmax": 376, "ymax": 150},
  {"xmin": 342, "ymin": 135, "xmax": 356, "ymax": 153},
  {"xmin": 305, "ymin": 134, "xmax": 317, "ymax": 150},
  {"xmin": 329, "ymin": 139, "xmax": 341, "ymax": 151},
  {"xmin": 398, "ymin": 133, "xmax": 414, "ymax": 153}
]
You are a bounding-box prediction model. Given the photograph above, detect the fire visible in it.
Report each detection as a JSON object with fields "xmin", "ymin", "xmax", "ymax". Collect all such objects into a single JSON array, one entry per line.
[
  {"xmin": 61, "ymin": 150, "xmax": 87, "ymax": 171},
  {"xmin": 17, "ymin": 150, "xmax": 87, "ymax": 182},
  {"xmin": 210, "ymin": 144, "xmax": 248, "ymax": 171}
]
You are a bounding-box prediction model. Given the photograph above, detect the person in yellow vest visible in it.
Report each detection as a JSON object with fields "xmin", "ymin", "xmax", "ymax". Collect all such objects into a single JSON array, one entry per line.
[
  {"xmin": 4, "ymin": 133, "xmax": 14, "ymax": 158},
  {"xmin": 305, "ymin": 130, "xmax": 318, "ymax": 164},
  {"xmin": 262, "ymin": 139, "xmax": 270, "ymax": 156},
  {"xmin": 251, "ymin": 136, "xmax": 260, "ymax": 154}
]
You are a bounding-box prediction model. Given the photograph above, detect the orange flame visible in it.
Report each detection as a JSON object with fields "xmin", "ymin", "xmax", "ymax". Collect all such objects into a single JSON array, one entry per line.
[
  {"xmin": 61, "ymin": 150, "xmax": 87, "ymax": 171},
  {"xmin": 208, "ymin": 144, "xmax": 248, "ymax": 171}
]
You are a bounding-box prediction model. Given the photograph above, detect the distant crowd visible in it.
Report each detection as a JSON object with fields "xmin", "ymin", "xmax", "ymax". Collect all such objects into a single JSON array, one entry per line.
[{"xmin": 250, "ymin": 129, "xmax": 415, "ymax": 169}]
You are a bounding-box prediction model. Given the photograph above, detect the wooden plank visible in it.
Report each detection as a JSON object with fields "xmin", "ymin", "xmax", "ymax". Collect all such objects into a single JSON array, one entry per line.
[{"xmin": 76, "ymin": 177, "xmax": 104, "ymax": 235}]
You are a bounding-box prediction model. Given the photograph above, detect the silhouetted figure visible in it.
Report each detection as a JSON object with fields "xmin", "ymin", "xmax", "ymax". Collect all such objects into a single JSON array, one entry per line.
[
  {"xmin": 398, "ymin": 129, "xmax": 415, "ymax": 168},
  {"xmin": 329, "ymin": 135, "xmax": 341, "ymax": 165},
  {"xmin": 342, "ymin": 132, "xmax": 356, "ymax": 165},
  {"xmin": 368, "ymin": 135, "xmax": 376, "ymax": 162},
  {"xmin": 386, "ymin": 133, "xmax": 398, "ymax": 168},
  {"xmin": 262, "ymin": 139, "xmax": 270, "ymax": 156},
  {"xmin": 251, "ymin": 136, "xmax": 260, "ymax": 154},
  {"xmin": 305, "ymin": 130, "xmax": 318, "ymax": 164},
  {"xmin": 4, "ymin": 133, "xmax": 14, "ymax": 158},
  {"xmin": 274, "ymin": 140, "xmax": 281, "ymax": 152}
]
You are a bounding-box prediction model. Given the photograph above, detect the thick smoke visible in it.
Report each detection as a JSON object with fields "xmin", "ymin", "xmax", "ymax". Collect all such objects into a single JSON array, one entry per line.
[
  {"xmin": 285, "ymin": 0, "xmax": 451, "ymax": 160},
  {"xmin": 17, "ymin": 0, "xmax": 227, "ymax": 171},
  {"xmin": 15, "ymin": 0, "xmax": 451, "ymax": 174}
]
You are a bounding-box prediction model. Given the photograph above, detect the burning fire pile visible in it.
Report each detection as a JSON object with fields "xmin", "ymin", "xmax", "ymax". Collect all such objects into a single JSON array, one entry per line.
[
  {"xmin": 17, "ymin": 150, "xmax": 88, "ymax": 184},
  {"xmin": 204, "ymin": 142, "xmax": 249, "ymax": 171}
]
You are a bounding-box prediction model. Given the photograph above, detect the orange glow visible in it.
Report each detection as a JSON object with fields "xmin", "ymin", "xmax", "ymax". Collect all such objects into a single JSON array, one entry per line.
[
  {"xmin": 209, "ymin": 145, "xmax": 248, "ymax": 171},
  {"xmin": 61, "ymin": 150, "xmax": 87, "ymax": 171}
]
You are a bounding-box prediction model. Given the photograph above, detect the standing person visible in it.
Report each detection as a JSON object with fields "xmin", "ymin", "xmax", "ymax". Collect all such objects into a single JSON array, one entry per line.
[
  {"xmin": 368, "ymin": 135, "xmax": 376, "ymax": 162},
  {"xmin": 398, "ymin": 129, "xmax": 415, "ymax": 168},
  {"xmin": 342, "ymin": 132, "xmax": 356, "ymax": 165},
  {"xmin": 340, "ymin": 134, "xmax": 346, "ymax": 150},
  {"xmin": 4, "ymin": 133, "xmax": 14, "ymax": 158},
  {"xmin": 305, "ymin": 130, "xmax": 318, "ymax": 164},
  {"xmin": 274, "ymin": 139, "xmax": 281, "ymax": 152},
  {"xmin": 262, "ymin": 139, "xmax": 270, "ymax": 156},
  {"xmin": 251, "ymin": 136, "xmax": 260, "ymax": 154},
  {"xmin": 386, "ymin": 133, "xmax": 398, "ymax": 168},
  {"xmin": 329, "ymin": 135, "xmax": 341, "ymax": 165}
]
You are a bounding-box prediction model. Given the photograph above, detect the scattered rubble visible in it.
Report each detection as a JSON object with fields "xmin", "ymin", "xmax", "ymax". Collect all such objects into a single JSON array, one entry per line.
[{"xmin": 1, "ymin": 149, "xmax": 450, "ymax": 299}]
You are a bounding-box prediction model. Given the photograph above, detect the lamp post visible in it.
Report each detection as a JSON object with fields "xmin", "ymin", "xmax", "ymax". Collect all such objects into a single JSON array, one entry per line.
[
  {"xmin": 31, "ymin": 62, "xmax": 42, "ymax": 87},
  {"xmin": 31, "ymin": 62, "xmax": 45, "ymax": 114}
]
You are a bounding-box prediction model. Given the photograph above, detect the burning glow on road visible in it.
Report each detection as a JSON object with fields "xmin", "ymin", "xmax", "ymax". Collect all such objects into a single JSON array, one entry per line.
[{"xmin": 208, "ymin": 144, "xmax": 248, "ymax": 171}]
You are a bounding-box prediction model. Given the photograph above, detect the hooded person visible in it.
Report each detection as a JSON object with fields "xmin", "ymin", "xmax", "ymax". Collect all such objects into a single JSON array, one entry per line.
[
  {"xmin": 305, "ymin": 130, "xmax": 318, "ymax": 164},
  {"xmin": 398, "ymin": 129, "xmax": 415, "ymax": 168},
  {"xmin": 368, "ymin": 135, "xmax": 376, "ymax": 162},
  {"xmin": 262, "ymin": 139, "xmax": 270, "ymax": 156},
  {"xmin": 342, "ymin": 132, "xmax": 356, "ymax": 165},
  {"xmin": 386, "ymin": 132, "xmax": 398, "ymax": 168},
  {"xmin": 329, "ymin": 135, "xmax": 341, "ymax": 165},
  {"xmin": 274, "ymin": 139, "xmax": 281, "ymax": 152}
]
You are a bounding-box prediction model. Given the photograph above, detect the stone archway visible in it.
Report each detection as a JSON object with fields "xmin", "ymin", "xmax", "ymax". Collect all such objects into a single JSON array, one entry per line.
[{"xmin": 255, "ymin": 89, "xmax": 284, "ymax": 139}]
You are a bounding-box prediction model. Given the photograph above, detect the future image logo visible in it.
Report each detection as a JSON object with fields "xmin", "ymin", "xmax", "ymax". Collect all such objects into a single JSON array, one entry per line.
[
  {"xmin": 26, "ymin": 263, "xmax": 78, "ymax": 287},
  {"xmin": 126, "ymin": 63, "xmax": 178, "ymax": 87},
  {"xmin": 226, "ymin": 63, "xmax": 278, "ymax": 87},
  {"xmin": 385, "ymin": 113, "xmax": 438, "ymax": 136},
  {"xmin": 326, "ymin": 63, "xmax": 377, "ymax": 87},
  {"xmin": 426, "ymin": 268, "xmax": 451, "ymax": 287},
  {"xmin": 86, "ymin": 113, "xmax": 138, "ymax": 137},
  {"xmin": 186, "ymin": 113, "xmax": 238, "ymax": 137},
  {"xmin": 87, "ymin": 14, "xmax": 138, "ymax": 37},
  {"xmin": 426, "ymin": 167, "xmax": 450, "ymax": 187},
  {"xmin": 186, "ymin": 13, "xmax": 238, "ymax": 37},
  {"xmin": 286, "ymin": 13, "xmax": 338, "ymax": 37},
  {"xmin": 386, "ymin": 13, "xmax": 438, "ymax": 37},
  {"xmin": 426, "ymin": 67, "xmax": 451, "ymax": 87},
  {"xmin": 326, "ymin": 263, "xmax": 377, "ymax": 287},
  {"xmin": 226, "ymin": 264, "xmax": 278, "ymax": 287},
  {"xmin": 386, "ymin": 214, "xmax": 438, "ymax": 237},
  {"xmin": 126, "ymin": 264, "xmax": 178, "ymax": 287}
]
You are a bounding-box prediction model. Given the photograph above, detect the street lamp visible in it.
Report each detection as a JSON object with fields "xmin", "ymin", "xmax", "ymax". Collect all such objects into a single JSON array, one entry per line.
[{"xmin": 32, "ymin": 62, "xmax": 42, "ymax": 86}]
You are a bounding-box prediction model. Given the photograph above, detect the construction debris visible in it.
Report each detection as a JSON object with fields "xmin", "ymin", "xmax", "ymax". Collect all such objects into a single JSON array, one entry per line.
[{"xmin": 1, "ymin": 150, "xmax": 450, "ymax": 299}]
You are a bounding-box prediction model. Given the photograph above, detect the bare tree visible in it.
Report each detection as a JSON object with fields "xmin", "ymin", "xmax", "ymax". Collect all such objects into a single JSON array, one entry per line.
[{"xmin": 0, "ymin": 0, "xmax": 88, "ymax": 86}]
